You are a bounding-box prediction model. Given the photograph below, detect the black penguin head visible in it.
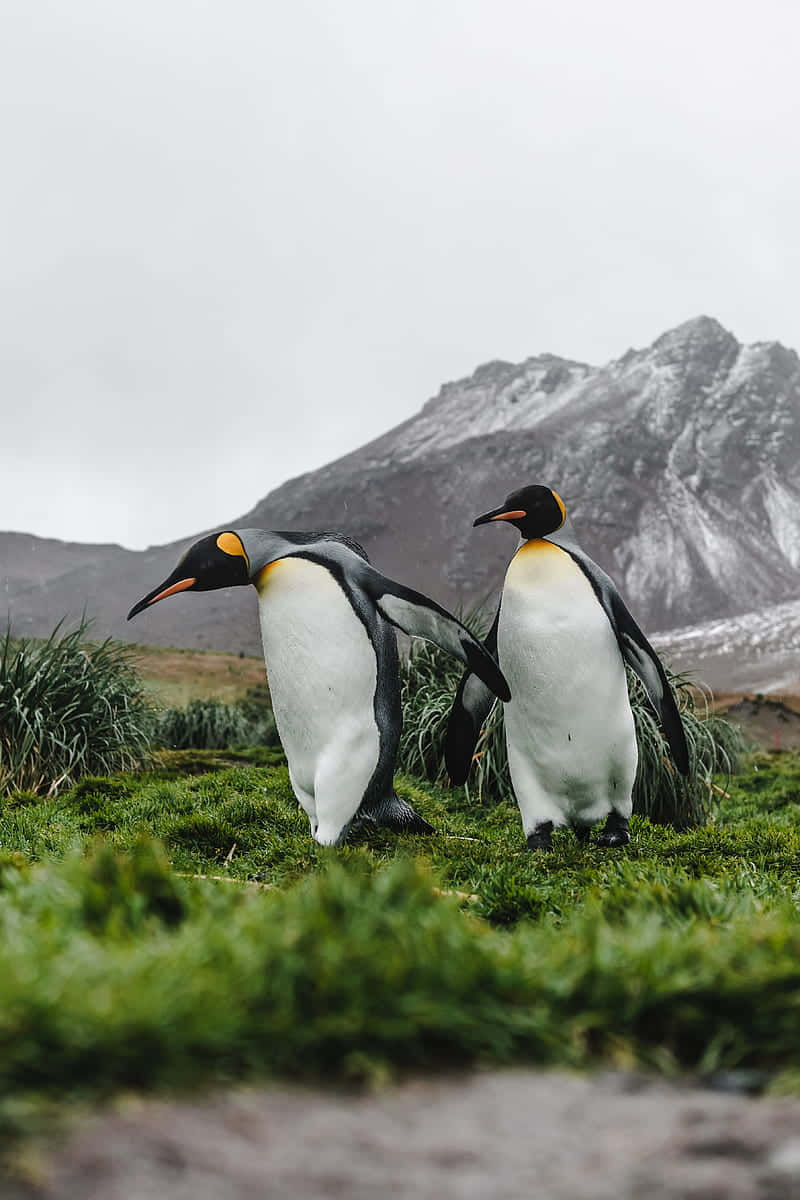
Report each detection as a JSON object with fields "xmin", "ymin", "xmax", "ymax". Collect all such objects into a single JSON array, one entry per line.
[
  {"xmin": 127, "ymin": 531, "xmax": 252, "ymax": 620},
  {"xmin": 473, "ymin": 485, "xmax": 566, "ymax": 540}
]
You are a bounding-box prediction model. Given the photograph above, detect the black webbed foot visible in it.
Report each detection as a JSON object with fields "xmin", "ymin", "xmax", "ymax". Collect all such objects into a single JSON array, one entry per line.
[
  {"xmin": 362, "ymin": 795, "xmax": 435, "ymax": 835},
  {"xmin": 394, "ymin": 810, "xmax": 436, "ymax": 836},
  {"xmin": 526, "ymin": 821, "xmax": 554, "ymax": 851},
  {"xmin": 595, "ymin": 812, "xmax": 630, "ymax": 848},
  {"xmin": 571, "ymin": 823, "xmax": 593, "ymax": 844}
]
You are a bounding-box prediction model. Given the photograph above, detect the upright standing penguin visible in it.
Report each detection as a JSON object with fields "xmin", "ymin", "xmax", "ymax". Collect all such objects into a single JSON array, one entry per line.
[
  {"xmin": 445, "ymin": 484, "xmax": 688, "ymax": 850},
  {"xmin": 129, "ymin": 528, "xmax": 509, "ymax": 846}
]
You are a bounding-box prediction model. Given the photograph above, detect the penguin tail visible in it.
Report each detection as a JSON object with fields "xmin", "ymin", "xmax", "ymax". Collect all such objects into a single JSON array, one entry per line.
[{"xmin": 365, "ymin": 794, "xmax": 436, "ymax": 835}]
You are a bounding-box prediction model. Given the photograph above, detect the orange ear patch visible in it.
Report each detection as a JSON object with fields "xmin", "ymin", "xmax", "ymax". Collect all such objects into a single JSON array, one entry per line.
[
  {"xmin": 216, "ymin": 531, "xmax": 250, "ymax": 569},
  {"xmin": 551, "ymin": 491, "xmax": 566, "ymax": 527}
]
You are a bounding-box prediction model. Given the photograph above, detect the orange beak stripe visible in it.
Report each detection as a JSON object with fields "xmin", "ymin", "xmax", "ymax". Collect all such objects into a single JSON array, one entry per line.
[
  {"xmin": 490, "ymin": 509, "xmax": 527, "ymax": 521},
  {"xmin": 147, "ymin": 577, "xmax": 196, "ymax": 606}
]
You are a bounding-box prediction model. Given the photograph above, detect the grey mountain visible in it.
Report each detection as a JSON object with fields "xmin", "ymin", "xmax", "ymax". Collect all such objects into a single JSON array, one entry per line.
[{"xmin": 4, "ymin": 316, "xmax": 800, "ymax": 688}]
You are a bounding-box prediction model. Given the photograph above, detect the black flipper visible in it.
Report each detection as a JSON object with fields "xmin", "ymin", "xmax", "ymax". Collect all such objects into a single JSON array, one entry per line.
[
  {"xmin": 357, "ymin": 568, "xmax": 510, "ymax": 702},
  {"xmin": 554, "ymin": 540, "xmax": 690, "ymax": 775},
  {"xmin": 444, "ymin": 606, "xmax": 502, "ymax": 786}
]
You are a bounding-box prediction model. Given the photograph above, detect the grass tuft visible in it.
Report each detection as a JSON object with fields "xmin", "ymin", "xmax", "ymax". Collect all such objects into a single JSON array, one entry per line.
[
  {"xmin": 0, "ymin": 619, "xmax": 154, "ymax": 798},
  {"xmin": 155, "ymin": 696, "xmax": 275, "ymax": 748},
  {"xmin": 76, "ymin": 837, "xmax": 188, "ymax": 935},
  {"xmin": 155, "ymin": 696, "xmax": 278, "ymax": 750},
  {"xmin": 628, "ymin": 672, "xmax": 745, "ymax": 826}
]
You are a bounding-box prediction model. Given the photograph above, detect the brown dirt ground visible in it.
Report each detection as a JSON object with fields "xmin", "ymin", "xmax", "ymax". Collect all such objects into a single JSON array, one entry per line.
[
  {"xmin": 707, "ymin": 692, "xmax": 800, "ymax": 752},
  {"xmin": 133, "ymin": 646, "xmax": 266, "ymax": 707},
  {"xmin": 8, "ymin": 1071, "xmax": 800, "ymax": 1200}
]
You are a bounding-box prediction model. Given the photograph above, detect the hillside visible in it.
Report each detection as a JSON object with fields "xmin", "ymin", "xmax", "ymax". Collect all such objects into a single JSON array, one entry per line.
[
  {"xmin": 653, "ymin": 598, "xmax": 800, "ymax": 694},
  {"xmin": 4, "ymin": 316, "xmax": 800, "ymax": 686}
]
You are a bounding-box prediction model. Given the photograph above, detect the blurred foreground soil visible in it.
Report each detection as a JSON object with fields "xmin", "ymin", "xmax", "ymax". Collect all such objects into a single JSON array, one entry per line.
[{"xmin": 9, "ymin": 1070, "xmax": 800, "ymax": 1200}]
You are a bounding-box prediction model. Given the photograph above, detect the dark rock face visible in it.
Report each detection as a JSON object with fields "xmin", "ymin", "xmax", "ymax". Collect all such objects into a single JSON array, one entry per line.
[{"xmin": 4, "ymin": 316, "xmax": 800, "ymax": 671}]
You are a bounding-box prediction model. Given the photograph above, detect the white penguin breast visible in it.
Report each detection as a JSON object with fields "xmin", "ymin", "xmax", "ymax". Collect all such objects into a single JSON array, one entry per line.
[
  {"xmin": 255, "ymin": 558, "xmax": 379, "ymax": 791},
  {"xmin": 501, "ymin": 540, "xmax": 613, "ymax": 659},
  {"xmin": 499, "ymin": 540, "xmax": 634, "ymax": 785}
]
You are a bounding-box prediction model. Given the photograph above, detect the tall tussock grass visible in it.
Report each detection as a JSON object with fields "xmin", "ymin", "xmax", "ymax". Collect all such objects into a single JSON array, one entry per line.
[
  {"xmin": 155, "ymin": 697, "xmax": 277, "ymax": 751},
  {"xmin": 0, "ymin": 620, "xmax": 153, "ymax": 797},
  {"xmin": 398, "ymin": 614, "xmax": 745, "ymax": 829},
  {"xmin": 627, "ymin": 671, "xmax": 744, "ymax": 826}
]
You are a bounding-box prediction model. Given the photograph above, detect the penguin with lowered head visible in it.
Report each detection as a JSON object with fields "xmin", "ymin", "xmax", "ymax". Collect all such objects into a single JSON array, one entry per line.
[
  {"xmin": 445, "ymin": 484, "xmax": 688, "ymax": 850},
  {"xmin": 129, "ymin": 527, "xmax": 509, "ymax": 847}
]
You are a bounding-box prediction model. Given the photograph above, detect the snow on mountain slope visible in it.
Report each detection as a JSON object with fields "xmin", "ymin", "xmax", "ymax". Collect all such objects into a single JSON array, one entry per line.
[{"xmin": 653, "ymin": 600, "xmax": 800, "ymax": 695}]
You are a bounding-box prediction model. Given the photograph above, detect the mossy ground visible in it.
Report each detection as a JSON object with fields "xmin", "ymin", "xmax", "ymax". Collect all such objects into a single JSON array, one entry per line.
[{"xmin": 1, "ymin": 748, "xmax": 799, "ymax": 1152}]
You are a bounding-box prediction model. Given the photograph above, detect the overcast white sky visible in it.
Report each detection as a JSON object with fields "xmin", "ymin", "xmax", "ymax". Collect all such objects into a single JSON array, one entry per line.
[{"xmin": 2, "ymin": 1, "xmax": 799, "ymax": 549}]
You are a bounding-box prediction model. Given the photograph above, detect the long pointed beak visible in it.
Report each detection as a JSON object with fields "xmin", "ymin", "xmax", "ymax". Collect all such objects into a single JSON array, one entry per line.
[
  {"xmin": 473, "ymin": 507, "xmax": 527, "ymax": 527},
  {"xmin": 127, "ymin": 576, "xmax": 196, "ymax": 621}
]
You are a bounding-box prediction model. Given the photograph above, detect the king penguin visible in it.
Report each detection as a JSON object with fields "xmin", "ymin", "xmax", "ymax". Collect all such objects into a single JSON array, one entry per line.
[
  {"xmin": 445, "ymin": 484, "xmax": 689, "ymax": 850},
  {"xmin": 128, "ymin": 528, "xmax": 510, "ymax": 847}
]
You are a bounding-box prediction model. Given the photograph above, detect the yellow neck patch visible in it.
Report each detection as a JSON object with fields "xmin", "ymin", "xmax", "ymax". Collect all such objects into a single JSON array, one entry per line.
[
  {"xmin": 509, "ymin": 537, "xmax": 575, "ymax": 583},
  {"xmin": 255, "ymin": 560, "xmax": 278, "ymax": 592},
  {"xmin": 216, "ymin": 531, "xmax": 250, "ymax": 571},
  {"xmin": 552, "ymin": 490, "xmax": 567, "ymax": 528},
  {"xmin": 516, "ymin": 537, "xmax": 565, "ymax": 558}
]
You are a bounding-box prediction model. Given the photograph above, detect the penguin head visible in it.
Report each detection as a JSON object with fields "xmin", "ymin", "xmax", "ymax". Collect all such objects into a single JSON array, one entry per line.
[
  {"xmin": 473, "ymin": 485, "xmax": 566, "ymax": 540},
  {"xmin": 127, "ymin": 530, "xmax": 252, "ymax": 620}
]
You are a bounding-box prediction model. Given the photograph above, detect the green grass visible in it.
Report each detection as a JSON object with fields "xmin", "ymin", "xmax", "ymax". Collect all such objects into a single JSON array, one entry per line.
[{"xmin": 0, "ymin": 744, "xmax": 799, "ymax": 1152}]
